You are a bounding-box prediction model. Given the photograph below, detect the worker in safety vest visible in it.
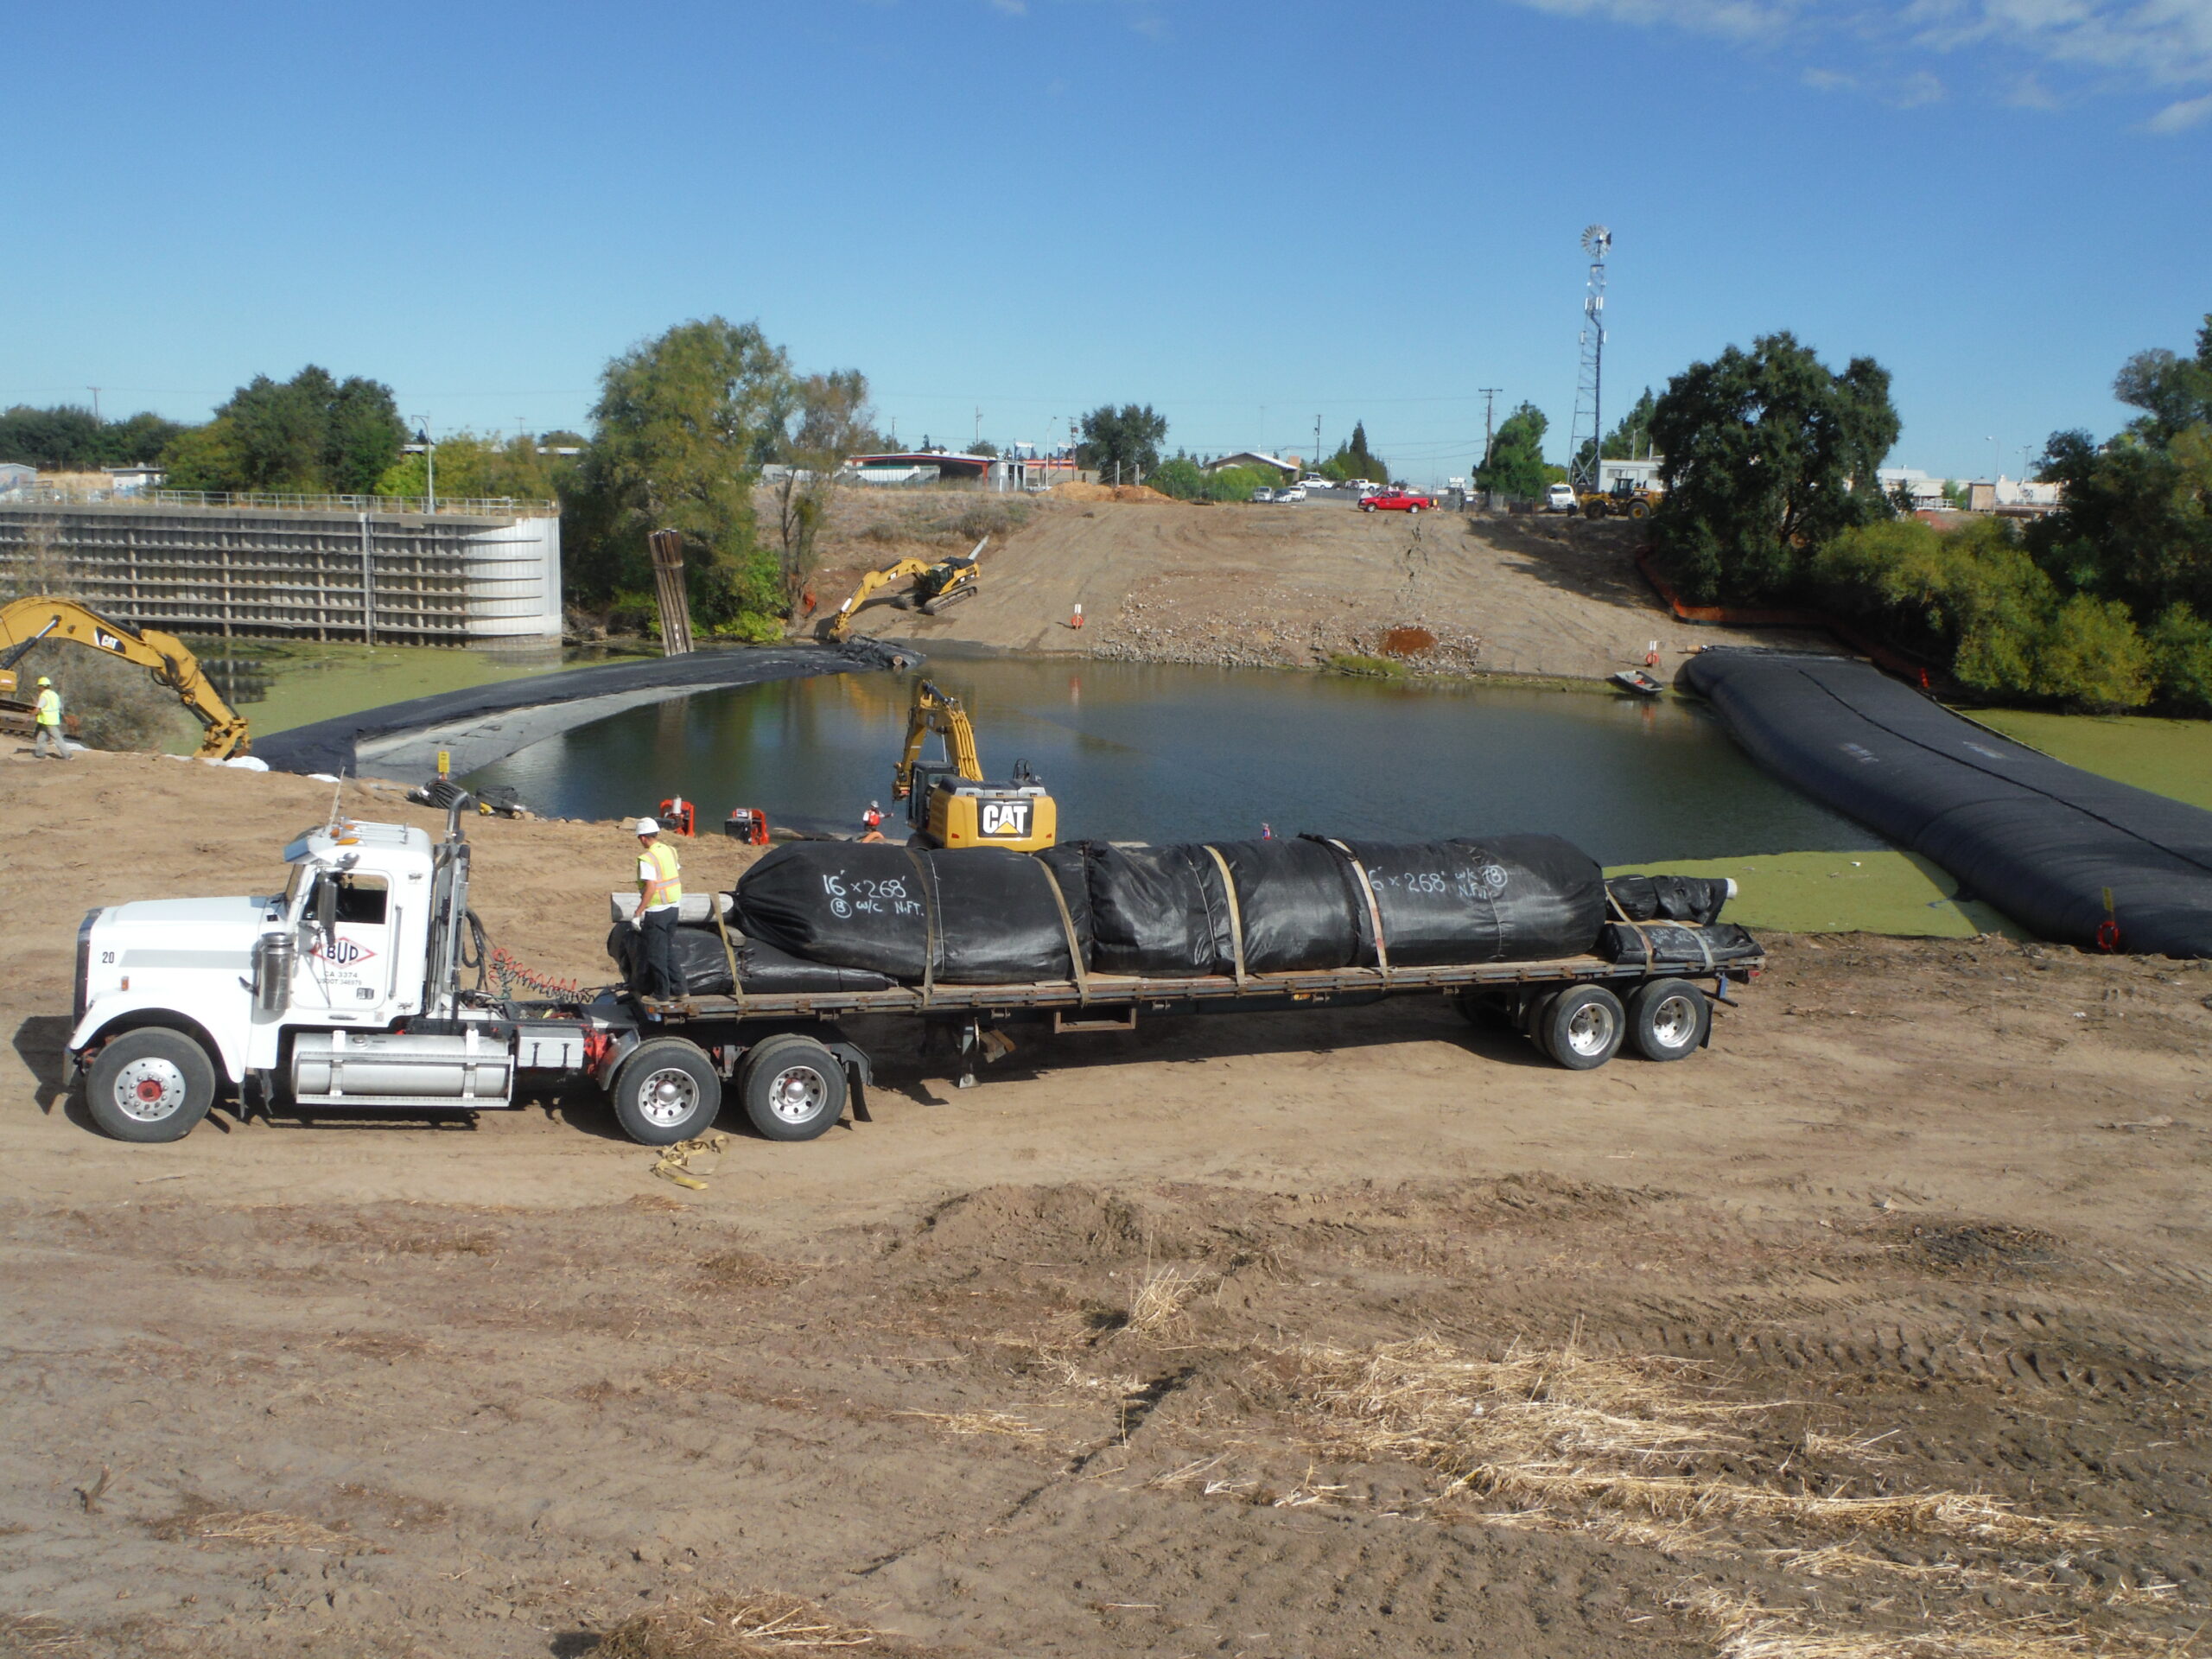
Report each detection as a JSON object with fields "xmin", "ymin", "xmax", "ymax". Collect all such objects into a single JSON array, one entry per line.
[
  {"xmin": 629, "ymin": 817, "xmax": 683, "ymax": 1003},
  {"xmin": 31, "ymin": 676, "xmax": 66, "ymax": 761}
]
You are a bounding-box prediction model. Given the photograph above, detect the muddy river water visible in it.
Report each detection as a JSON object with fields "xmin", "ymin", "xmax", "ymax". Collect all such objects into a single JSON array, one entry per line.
[{"xmin": 462, "ymin": 655, "xmax": 1877, "ymax": 864}]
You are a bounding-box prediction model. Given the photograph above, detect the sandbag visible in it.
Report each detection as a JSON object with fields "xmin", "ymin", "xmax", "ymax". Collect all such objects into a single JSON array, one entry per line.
[
  {"xmin": 1600, "ymin": 920, "xmax": 1763, "ymax": 969},
  {"xmin": 606, "ymin": 922, "xmax": 896, "ymax": 995},
  {"xmin": 1605, "ymin": 874, "xmax": 1733, "ymax": 925},
  {"xmin": 1068, "ymin": 842, "xmax": 1234, "ymax": 976},
  {"xmin": 1339, "ymin": 834, "xmax": 1605, "ymax": 966},
  {"xmin": 734, "ymin": 842, "xmax": 1079, "ymax": 984},
  {"xmin": 1213, "ymin": 837, "xmax": 1365, "ymax": 972}
]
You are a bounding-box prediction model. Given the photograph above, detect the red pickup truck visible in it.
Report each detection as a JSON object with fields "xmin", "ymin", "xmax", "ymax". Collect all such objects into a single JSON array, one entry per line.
[{"xmin": 1359, "ymin": 490, "xmax": 1433, "ymax": 513}]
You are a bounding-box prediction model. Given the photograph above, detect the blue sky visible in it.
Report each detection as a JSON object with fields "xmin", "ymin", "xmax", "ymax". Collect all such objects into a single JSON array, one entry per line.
[{"xmin": 4, "ymin": 0, "xmax": 2206, "ymax": 484}]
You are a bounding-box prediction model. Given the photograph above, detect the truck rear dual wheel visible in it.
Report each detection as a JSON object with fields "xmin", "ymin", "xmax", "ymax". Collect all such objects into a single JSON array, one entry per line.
[
  {"xmin": 1531, "ymin": 985, "xmax": 1625, "ymax": 1070},
  {"xmin": 611, "ymin": 1039, "xmax": 722, "ymax": 1146},
  {"xmin": 739, "ymin": 1035, "xmax": 849, "ymax": 1142},
  {"xmin": 86, "ymin": 1028, "xmax": 218, "ymax": 1143},
  {"xmin": 1625, "ymin": 978, "xmax": 1709, "ymax": 1060}
]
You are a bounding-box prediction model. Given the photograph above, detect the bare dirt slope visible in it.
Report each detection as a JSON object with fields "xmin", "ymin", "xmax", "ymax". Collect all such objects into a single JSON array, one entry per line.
[
  {"xmin": 3, "ymin": 750, "xmax": 2209, "ymax": 1658},
  {"xmin": 804, "ymin": 493, "xmax": 1831, "ymax": 679}
]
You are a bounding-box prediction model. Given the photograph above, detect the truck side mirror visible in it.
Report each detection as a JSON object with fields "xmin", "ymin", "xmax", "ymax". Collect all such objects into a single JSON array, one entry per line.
[{"xmin": 315, "ymin": 876, "xmax": 337, "ymax": 931}]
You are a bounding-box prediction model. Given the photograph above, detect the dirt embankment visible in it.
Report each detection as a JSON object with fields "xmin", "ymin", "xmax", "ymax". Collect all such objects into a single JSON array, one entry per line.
[
  {"xmin": 796, "ymin": 491, "xmax": 1833, "ymax": 681},
  {"xmin": 2, "ymin": 747, "xmax": 2209, "ymax": 1656}
]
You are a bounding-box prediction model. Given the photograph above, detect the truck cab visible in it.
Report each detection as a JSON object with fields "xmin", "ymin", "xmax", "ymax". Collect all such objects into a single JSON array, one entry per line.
[{"xmin": 67, "ymin": 814, "xmax": 543, "ymax": 1141}]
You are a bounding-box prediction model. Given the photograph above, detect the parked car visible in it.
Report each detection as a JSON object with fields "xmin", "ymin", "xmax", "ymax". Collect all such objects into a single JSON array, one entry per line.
[
  {"xmin": 1275, "ymin": 485, "xmax": 1307, "ymax": 502},
  {"xmin": 1359, "ymin": 489, "xmax": 1434, "ymax": 514},
  {"xmin": 1300, "ymin": 474, "xmax": 1332, "ymax": 491},
  {"xmin": 1544, "ymin": 482, "xmax": 1578, "ymax": 513},
  {"xmin": 1250, "ymin": 486, "xmax": 1276, "ymax": 503}
]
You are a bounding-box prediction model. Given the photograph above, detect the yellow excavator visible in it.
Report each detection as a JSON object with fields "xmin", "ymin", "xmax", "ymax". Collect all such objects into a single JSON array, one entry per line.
[
  {"xmin": 0, "ymin": 598, "xmax": 251, "ymax": 759},
  {"xmin": 892, "ymin": 679, "xmax": 1057, "ymax": 852},
  {"xmin": 817, "ymin": 537, "xmax": 985, "ymax": 644}
]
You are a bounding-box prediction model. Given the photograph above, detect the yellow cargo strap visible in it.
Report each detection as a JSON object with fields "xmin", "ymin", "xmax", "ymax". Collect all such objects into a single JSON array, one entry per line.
[
  {"xmin": 1199, "ymin": 845, "xmax": 1249, "ymax": 988},
  {"xmin": 905, "ymin": 848, "xmax": 938, "ymax": 1007},
  {"xmin": 1323, "ymin": 838, "xmax": 1390, "ymax": 977},
  {"xmin": 651, "ymin": 1132, "xmax": 729, "ymax": 1191},
  {"xmin": 1034, "ymin": 857, "xmax": 1093, "ymax": 1004},
  {"xmin": 710, "ymin": 895, "xmax": 745, "ymax": 1014}
]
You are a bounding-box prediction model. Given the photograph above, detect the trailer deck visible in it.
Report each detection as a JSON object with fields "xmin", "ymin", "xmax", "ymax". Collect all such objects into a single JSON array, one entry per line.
[{"xmin": 639, "ymin": 948, "xmax": 1755, "ymax": 1024}]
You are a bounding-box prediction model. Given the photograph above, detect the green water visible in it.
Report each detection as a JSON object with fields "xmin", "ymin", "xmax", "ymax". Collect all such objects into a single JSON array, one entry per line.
[
  {"xmin": 465, "ymin": 657, "xmax": 1882, "ymax": 868},
  {"xmin": 186, "ymin": 639, "xmax": 648, "ymax": 743}
]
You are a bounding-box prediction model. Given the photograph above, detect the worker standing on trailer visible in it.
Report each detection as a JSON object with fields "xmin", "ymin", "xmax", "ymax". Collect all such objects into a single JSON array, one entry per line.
[
  {"xmin": 629, "ymin": 817, "xmax": 683, "ymax": 1003},
  {"xmin": 32, "ymin": 676, "xmax": 66, "ymax": 760}
]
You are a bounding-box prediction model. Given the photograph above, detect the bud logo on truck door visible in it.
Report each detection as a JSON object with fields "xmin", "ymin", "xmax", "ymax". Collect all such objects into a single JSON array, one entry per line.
[{"xmin": 980, "ymin": 800, "xmax": 1031, "ymax": 838}]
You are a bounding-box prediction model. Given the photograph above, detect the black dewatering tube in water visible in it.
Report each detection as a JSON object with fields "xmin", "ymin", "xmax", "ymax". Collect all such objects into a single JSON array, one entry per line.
[
  {"xmin": 252, "ymin": 639, "xmax": 913, "ymax": 780},
  {"xmin": 1681, "ymin": 647, "xmax": 2212, "ymax": 957}
]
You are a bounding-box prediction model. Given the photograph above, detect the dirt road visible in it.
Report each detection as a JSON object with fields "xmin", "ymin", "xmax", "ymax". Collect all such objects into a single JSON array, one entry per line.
[
  {"xmin": 3, "ymin": 751, "xmax": 2208, "ymax": 1657},
  {"xmin": 804, "ymin": 493, "xmax": 1831, "ymax": 680}
]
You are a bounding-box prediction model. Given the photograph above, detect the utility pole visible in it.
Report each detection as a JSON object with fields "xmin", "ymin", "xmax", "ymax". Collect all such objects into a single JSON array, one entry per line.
[
  {"xmin": 1478, "ymin": 388, "xmax": 1502, "ymax": 473},
  {"xmin": 974, "ymin": 406, "xmax": 982, "ymax": 449},
  {"xmin": 88, "ymin": 387, "xmax": 101, "ymax": 421},
  {"xmin": 1313, "ymin": 415, "xmax": 1322, "ymax": 474}
]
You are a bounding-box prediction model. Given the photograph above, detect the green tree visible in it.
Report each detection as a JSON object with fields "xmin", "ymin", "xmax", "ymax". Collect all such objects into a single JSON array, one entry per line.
[
  {"xmin": 0, "ymin": 404, "xmax": 188, "ymax": 471},
  {"xmin": 2028, "ymin": 315, "xmax": 2212, "ymax": 624},
  {"xmin": 157, "ymin": 366, "xmax": 404, "ymax": 495},
  {"xmin": 770, "ymin": 368, "xmax": 880, "ymax": 613},
  {"xmin": 374, "ymin": 433, "xmax": 575, "ymax": 502},
  {"xmin": 566, "ymin": 317, "xmax": 794, "ymax": 631},
  {"xmin": 1077, "ymin": 404, "xmax": 1167, "ymax": 482},
  {"xmin": 1475, "ymin": 403, "xmax": 1552, "ymax": 498},
  {"xmin": 1647, "ymin": 332, "xmax": 1900, "ymax": 603},
  {"xmin": 1319, "ymin": 420, "xmax": 1389, "ymax": 485}
]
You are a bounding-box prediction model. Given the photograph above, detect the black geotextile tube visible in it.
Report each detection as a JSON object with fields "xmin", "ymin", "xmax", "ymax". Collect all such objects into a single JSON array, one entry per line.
[
  {"xmin": 1338, "ymin": 834, "xmax": 1607, "ymax": 966},
  {"xmin": 1070, "ymin": 842, "xmax": 1236, "ymax": 976},
  {"xmin": 606, "ymin": 921, "xmax": 899, "ymax": 995},
  {"xmin": 733, "ymin": 842, "xmax": 1081, "ymax": 983},
  {"xmin": 1683, "ymin": 648, "xmax": 2212, "ymax": 957},
  {"xmin": 1605, "ymin": 874, "xmax": 1733, "ymax": 925},
  {"xmin": 1600, "ymin": 920, "xmax": 1764, "ymax": 969}
]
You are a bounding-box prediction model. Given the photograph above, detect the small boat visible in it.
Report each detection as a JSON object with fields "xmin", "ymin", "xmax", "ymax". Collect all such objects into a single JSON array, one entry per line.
[{"xmin": 1611, "ymin": 669, "xmax": 1666, "ymax": 696}]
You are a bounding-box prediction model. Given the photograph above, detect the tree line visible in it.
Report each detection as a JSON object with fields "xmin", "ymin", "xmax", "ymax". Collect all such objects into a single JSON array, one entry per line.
[{"xmin": 1639, "ymin": 315, "xmax": 2212, "ymax": 715}]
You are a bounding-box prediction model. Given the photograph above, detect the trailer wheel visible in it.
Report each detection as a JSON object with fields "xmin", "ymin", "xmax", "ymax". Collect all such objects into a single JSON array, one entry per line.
[
  {"xmin": 86, "ymin": 1028, "xmax": 218, "ymax": 1143},
  {"xmin": 739, "ymin": 1035, "xmax": 849, "ymax": 1142},
  {"xmin": 611, "ymin": 1039, "xmax": 722, "ymax": 1146},
  {"xmin": 1625, "ymin": 979, "xmax": 1709, "ymax": 1060},
  {"xmin": 1536, "ymin": 985, "xmax": 1624, "ymax": 1070}
]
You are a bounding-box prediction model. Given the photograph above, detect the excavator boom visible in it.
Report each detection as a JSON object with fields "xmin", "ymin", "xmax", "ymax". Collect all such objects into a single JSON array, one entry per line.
[
  {"xmin": 889, "ymin": 678, "xmax": 1055, "ymax": 851},
  {"xmin": 817, "ymin": 537, "xmax": 986, "ymax": 643},
  {"xmin": 0, "ymin": 598, "xmax": 251, "ymax": 760}
]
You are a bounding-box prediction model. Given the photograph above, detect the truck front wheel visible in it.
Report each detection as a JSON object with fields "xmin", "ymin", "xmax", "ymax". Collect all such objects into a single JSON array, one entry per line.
[
  {"xmin": 86, "ymin": 1028, "xmax": 218, "ymax": 1143},
  {"xmin": 739, "ymin": 1035, "xmax": 849, "ymax": 1141},
  {"xmin": 611, "ymin": 1039, "xmax": 722, "ymax": 1146}
]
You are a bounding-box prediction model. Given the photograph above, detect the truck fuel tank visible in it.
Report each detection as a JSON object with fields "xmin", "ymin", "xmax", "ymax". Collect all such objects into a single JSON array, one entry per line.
[{"xmin": 289, "ymin": 1027, "xmax": 513, "ymax": 1107}]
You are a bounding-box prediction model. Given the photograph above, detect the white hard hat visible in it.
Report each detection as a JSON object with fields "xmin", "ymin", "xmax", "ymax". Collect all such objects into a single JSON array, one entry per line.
[{"xmin": 634, "ymin": 817, "xmax": 659, "ymax": 836}]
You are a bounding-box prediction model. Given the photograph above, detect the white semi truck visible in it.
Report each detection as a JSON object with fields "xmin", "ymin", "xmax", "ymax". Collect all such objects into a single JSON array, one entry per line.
[{"xmin": 67, "ymin": 792, "xmax": 1753, "ymax": 1148}]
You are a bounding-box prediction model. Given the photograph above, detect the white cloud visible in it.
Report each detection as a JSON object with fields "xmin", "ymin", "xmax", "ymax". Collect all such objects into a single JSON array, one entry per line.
[
  {"xmin": 2148, "ymin": 88, "xmax": 2212, "ymax": 126},
  {"xmin": 1503, "ymin": 0, "xmax": 2212, "ymax": 121},
  {"xmin": 1509, "ymin": 0, "xmax": 1806, "ymax": 41}
]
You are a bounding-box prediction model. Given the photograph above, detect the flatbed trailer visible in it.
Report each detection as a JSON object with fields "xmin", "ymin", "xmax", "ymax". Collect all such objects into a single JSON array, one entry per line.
[
  {"xmin": 596, "ymin": 944, "xmax": 1756, "ymax": 1144},
  {"xmin": 64, "ymin": 794, "xmax": 1758, "ymax": 1150}
]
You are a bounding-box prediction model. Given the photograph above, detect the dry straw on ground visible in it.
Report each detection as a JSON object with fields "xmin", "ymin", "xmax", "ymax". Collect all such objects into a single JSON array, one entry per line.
[
  {"xmin": 1287, "ymin": 1337, "xmax": 2094, "ymax": 1547},
  {"xmin": 594, "ymin": 1591, "xmax": 923, "ymax": 1657},
  {"xmin": 1126, "ymin": 1265, "xmax": 1204, "ymax": 1334},
  {"xmin": 1672, "ymin": 1586, "xmax": 2190, "ymax": 1659}
]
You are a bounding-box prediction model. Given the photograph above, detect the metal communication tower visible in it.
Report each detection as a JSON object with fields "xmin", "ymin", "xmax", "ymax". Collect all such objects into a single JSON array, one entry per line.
[{"xmin": 1567, "ymin": 225, "xmax": 1611, "ymax": 494}]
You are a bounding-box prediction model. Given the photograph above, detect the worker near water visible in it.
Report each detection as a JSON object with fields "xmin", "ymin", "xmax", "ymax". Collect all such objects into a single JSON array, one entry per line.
[
  {"xmin": 31, "ymin": 676, "xmax": 66, "ymax": 761},
  {"xmin": 629, "ymin": 817, "xmax": 683, "ymax": 1002},
  {"xmin": 861, "ymin": 799, "xmax": 884, "ymax": 835}
]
